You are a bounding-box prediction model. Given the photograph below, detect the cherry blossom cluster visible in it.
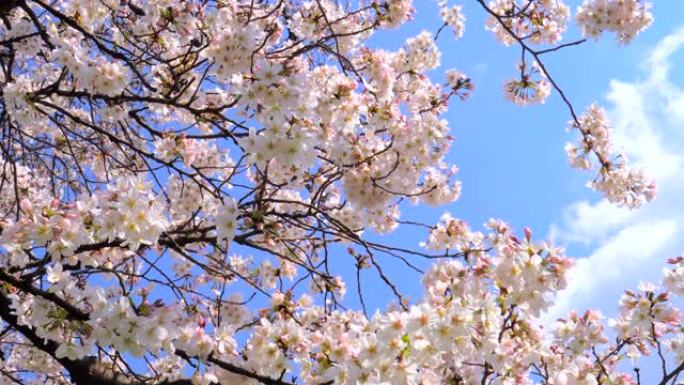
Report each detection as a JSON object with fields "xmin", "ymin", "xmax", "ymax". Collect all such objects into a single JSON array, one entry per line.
[
  {"xmin": 485, "ymin": 0, "xmax": 570, "ymax": 45},
  {"xmin": 612, "ymin": 281, "xmax": 682, "ymax": 359},
  {"xmin": 439, "ymin": 1, "xmax": 466, "ymax": 39},
  {"xmin": 576, "ymin": 0, "xmax": 654, "ymax": 44},
  {"xmin": 50, "ymin": 32, "xmax": 128, "ymax": 96},
  {"xmin": 375, "ymin": 0, "xmax": 415, "ymax": 29},
  {"xmin": 204, "ymin": 8, "xmax": 268, "ymax": 82},
  {"xmin": 2, "ymin": 76, "xmax": 40, "ymax": 127},
  {"xmin": 422, "ymin": 212, "xmax": 482, "ymax": 252},
  {"xmin": 445, "ymin": 69, "xmax": 474, "ymax": 100},
  {"xmin": 663, "ymin": 256, "xmax": 684, "ymax": 296},
  {"xmin": 503, "ymin": 61, "xmax": 551, "ymax": 105},
  {"xmin": 155, "ymin": 135, "xmax": 234, "ymax": 171},
  {"xmin": 566, "ymin": 104, "xmax": 656, "ymax": 208},
  {"xmin": 554, "ymin": 310, "xmax": 608, "ymax": 356},
  {"xmin": 1, "ymin": 177, "xmax": 168, "ymax": 268}
]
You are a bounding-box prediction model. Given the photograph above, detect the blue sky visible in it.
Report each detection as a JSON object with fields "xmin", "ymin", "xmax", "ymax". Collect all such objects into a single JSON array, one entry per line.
[{"xmin": 347, "ymin": 0, "xmax": 684, "ymax": 325}]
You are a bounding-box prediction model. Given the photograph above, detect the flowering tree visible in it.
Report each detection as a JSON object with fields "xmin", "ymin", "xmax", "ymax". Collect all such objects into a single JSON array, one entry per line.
[{"xmin": 0, "ymin": 1, "xmax": 676, "ymax": 385}]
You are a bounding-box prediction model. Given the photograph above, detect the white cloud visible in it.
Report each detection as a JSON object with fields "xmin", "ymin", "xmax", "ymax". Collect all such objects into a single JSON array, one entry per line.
[
  {"xmin": 544, "ymin": 220, "xmax": 677, "ymax": 324},
  {"xmin": 545, "ymin": 26, "xmax": 684, "ymax": 322},
  {"xmin": 558, "ymin": 200, "xmax": 636, "ymax": 245}
]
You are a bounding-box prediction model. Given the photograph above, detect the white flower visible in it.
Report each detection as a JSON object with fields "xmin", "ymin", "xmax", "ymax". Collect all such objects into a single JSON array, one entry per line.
[
  {"xmin": 215, "ymin": 198, "xmax": 239, "ymax": 242},
  {"xmin": 46, "ymin": 263, "xmax": 67, "ymax": 283}
]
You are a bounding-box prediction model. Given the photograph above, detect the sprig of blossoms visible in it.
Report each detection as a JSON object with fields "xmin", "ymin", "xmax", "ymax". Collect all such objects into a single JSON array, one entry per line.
[
  {"xmin": 51, "ymin": 33, "xmax": 128, "ymax": 96},
  {"xmin": 445, "ymin": 69, "xmax": 474, "ymax": 100},
  {"xmin": 503, "ymin": 61, "xmax": 551, "ymax": 105},
  {"xmin": 576, "ymin": 0, "xmax": 653, "ymax": 44},
  {"xmin": 2, "ymin": 76, "xmax": 41, "ymax": 126},
  {"xmin": 566, "ymin": 104, "xmax": 656, "ymax": 208},
  {"xmin": 611, "ymin": 282, "xmax": 682, "ymax": 358},
  {"xmin": 421, "ymin": 213, "xmax": 482, "ymax": 252},
  {"xmin": 0, "ymin": 176, "xmax": 168, "ymax": 267},
  {"xmin": 375, "ymin": 0, "xmax": 415, "ymax": 28},
  {"xmin": 486, "ymin": 0, "xmax": 570, "ymax": 45},
  {"xmin": 396, "ymin": 31, "xmax": 442, "ymax": 72},
  {"xmin": 554, "ymin": 310, "xmax": 609, "ymax": 356},
  {"xmin": 204, "ymin": 7, "xmax": 267, "ymax": 81},
  {"xmin": 439, "ymin": 1, "xmax": 466, "ymax": 39},
  {"xmin": 663, "ymin": 256, "xmax": 684, "ymax": 296}
]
